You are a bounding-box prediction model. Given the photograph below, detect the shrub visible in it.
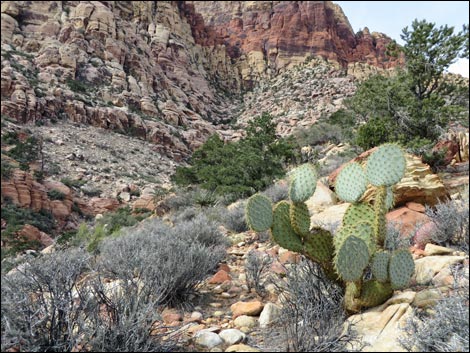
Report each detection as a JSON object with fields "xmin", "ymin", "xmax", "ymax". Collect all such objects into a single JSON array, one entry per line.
[
  {"xmin": 355, "ymin": 117, "xmax": 395, "ymax": 150},
  {"xmin": 245, "ymin": 250, "xmax": 272, "ymax": 297},
  {"xmin": 261, "ymin": 182, "xmax": 288, "ymax": 203},
  {"xmin": 171, "ymin": 213, "xmax": 229, "ymax": 249},
  {"xmin": 60, "ymin": 177, "xmax": 86, "ymax": 189},
  {"xmin": 425, "ymin": 193, "xmax": 469, "ymax": 253},
  {"xmin": 1, "ymin": 248, "xmax": 183, "ymax": 352},
  {"xmin": 82, "ymin": 187, "xmax": 103, "ymax": 197},
  {"xmin": 47, "ymin": 189, "xmax": 66, "ymax": 200},
  {"xmin": 264, "ymin": 259, "xmax": 364, "ymax": 352},
  {"xmin": 1, "ymin": 159, "xmax": 14, "ymax": 179},
  {"xmin": 1, "ymin": 203, "xmax": 55, "ymax": 234},
  {"xmin": 1, "ymin": 249, "xmax": 94, "ymax": 352},
  {"xmin": 4, "ymin": 135, "xmax": 41, "ymax": 170},
  {"xmin": 222, "ymin": 200, "xmax": 248, "ymax": 233},
  {"xmin": 399, "ymin": 266, "xmax": 469, "ymax": 352},
  {"xmin": 173, "ymin": 113, "xmax": 296, "ymax": 199},
  {"xmin": 294, "ymin": 121, "xmax": 343, "ymax": 147},
  {"xmin": 98, "ymin": 217, "xmax": 227, "ymax": 306}
]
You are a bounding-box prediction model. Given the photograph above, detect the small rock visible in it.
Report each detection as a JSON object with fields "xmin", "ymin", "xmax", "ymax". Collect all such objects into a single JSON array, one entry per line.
[
  {"xmin": 233, "ymin": 315, "xmax": 257, "ymax": 328},
  {"xmin": 219, "ymin": 329, "xmax": 246, "ymax": 345},
  {"xmin": 209, "ymin": 270, "xmax": 232, "ymax": 284},
  {"xmin": 190, "ymin": 311, "xmax": 203, "ymax": 323},
  {"xmin": 225, "ymin": 343, "xmax": 261, "ymax": 352},
  {"xmin": 194, "ymin": 330, "xmax": 223, "ymax": 349},
  {"xmin": 231, "ymin": 301, "xmax": 264, "ymax": 318},
  {"xmin": 210, "ymin": 303, "xmax": 223, "ymax": 308},
  {"xmin": 259, "ymin": 303, "xmax": 281, "ymax": 328}
]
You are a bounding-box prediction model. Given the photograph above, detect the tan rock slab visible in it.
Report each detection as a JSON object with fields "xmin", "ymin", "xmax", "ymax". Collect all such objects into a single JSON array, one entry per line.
[
  {"xmin": 230, "ymin": 301, "xmax": 264, "ymax": 318},
  {"xmin": 424, "ymin": 244, "xmax": 454, "ymax": 256},
  {"xmin": 225, "ymin": 344, "xmax": 260, "ymax": 352},
  {"xmin": 413, "ymin": 256, "xmax": 466, "ymax": 285}
]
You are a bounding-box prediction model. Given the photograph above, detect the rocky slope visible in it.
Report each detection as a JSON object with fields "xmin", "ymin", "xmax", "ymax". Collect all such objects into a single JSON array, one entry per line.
[{"xmin": 1, "ymin": 1, "xmax": 401, "ymax": 161}]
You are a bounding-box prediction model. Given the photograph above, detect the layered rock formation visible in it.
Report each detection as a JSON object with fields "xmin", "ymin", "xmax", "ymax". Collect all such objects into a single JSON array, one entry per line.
[
  {"xmin": 1, "ymin": 1, "xmax": 402, "ymax": 163},
  {"xmin": 188, "ymin": 1, "xmax": 403, "ymax": 84}
]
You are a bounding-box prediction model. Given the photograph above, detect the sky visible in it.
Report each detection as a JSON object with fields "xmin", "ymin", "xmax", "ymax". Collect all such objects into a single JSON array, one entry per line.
[{"xmin": 335, "ymin": 1, "xmax": 469, "ymax": 77}]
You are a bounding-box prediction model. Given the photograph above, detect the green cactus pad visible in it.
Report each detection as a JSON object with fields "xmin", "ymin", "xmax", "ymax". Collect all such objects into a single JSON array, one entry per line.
[
  {"xmin": 353, "ymin": 221, "xmax": 376, "ymax": 256},
  {"xmin": 334, "ymin": 235, "xmax": 370, "ymax": 282},
  {"xmin": 333, "ymin": 225, "xmax": 353, "ymax": 250},
  {"xmin": 335, "ymin": 162, "xmax": 367, "ymax": 203},
  {"xmin": 271, "ymin": 201, "xmax": 303, "ymax": 252},
  {"xmin": 289, "ymin": 164, "xmax": 318, "ymax": 203},
  {"xmin": 334, "ymin": 222, "xmax": 375, "ymax": 256},
  {"xmin": 389, "ymin": 249, "xmax": 415, "ymax": 289},
  {"xmin": 290, "ymin": 202, "xmax": 311, "ymax": 236},
  {"xmin": 359, "ymin": 280, "xmax": 393, "ymax": 308},
  {"xmin": 245, "ymin": 194, "xmax": 273, "ymax": 232},
  {"xmin": 371, "ymin": 251, "xmax": 390, "ymax": 282},
  {"xmin": 366, "ymin": 144, "xmax": 406, "ymax": 187},
  {"xmin": 343, "ymin": 203, "xmax": 375, "ymax": 227},
  {"xmin": 303, "ymin": 227, "xmax": 334, "ymax": 264},
  {"xmin": 385, "ymin": 186, "xmax": 395, "ymax": 210}
]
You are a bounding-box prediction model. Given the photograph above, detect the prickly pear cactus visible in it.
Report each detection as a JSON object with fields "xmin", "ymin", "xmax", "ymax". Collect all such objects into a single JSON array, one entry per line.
[
  {"xmin": 244, "ymin": 143, "xmax": 415, "ymax": 313},
  {"xmin": 289, "ymin": 163, "xmax": 317, "ymax": 203},
  {"xmin": 245, "ymin": 194, "xmax": 273, "ymax": 232}
]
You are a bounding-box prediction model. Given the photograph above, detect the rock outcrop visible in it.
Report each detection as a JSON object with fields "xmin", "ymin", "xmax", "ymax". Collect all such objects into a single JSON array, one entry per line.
[
  {"xmin": 1, "ymin": 1, "xmax": 403, "ymax": 162},
  {"xmin": 188, "ymin": 1, "xmax": 403, "ymax": 84}
]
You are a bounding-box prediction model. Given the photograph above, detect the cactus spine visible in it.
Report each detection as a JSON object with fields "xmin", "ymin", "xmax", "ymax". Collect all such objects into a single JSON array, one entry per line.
[{"xmin": 245, "ymin": 143, "xmax": 414, "ymax": 312}]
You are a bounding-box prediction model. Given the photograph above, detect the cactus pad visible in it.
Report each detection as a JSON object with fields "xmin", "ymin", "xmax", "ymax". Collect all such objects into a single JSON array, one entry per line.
[
  {"xmin": 335, "ymin": 222, "xmax": 374, "ymax": 256},
  {"xmin": 303, "ymin": 227, "xmax": 334, "ymax": 264},
  {"xmin": 366, "ymin": 144, "xmax": 406, "ymax": 187},
  {"xmin": 389, "ymin": 249, "xmax": 415, "ymax": 289},
  {"xmin": 359, "ymin": 280, "xmax": 393, "ymax": 307},
  {"xmin": 334, "ymin": 235, "xmax": 370, "ymax": 282},
  {"xmin": 385, "ymin": 186, "xmax": 395, "ymax": 210},
  {"xmin": 245, "ymin": 194, "xmax": 273, "ymax": 232},
  {"xmin": 335, "ymin": 162, "xmax": 367, "ymax": 203},
  {"xmin": 371, "ymin": 251, "xmax": 390, "ymax": 282},
  {"xmin": 289, "ymin": 164, "xmax": 318, "ymax": 203},
  {"xmin": 271, "ymin": 201, "xmax": 303, "ymax": 252},
  {"xmin": 290, "ymin": 202, "xmax": 311, "ymax": 236},
  {"xmin": 343, "ymin": 203, "xmax": 375, "ymax": 227}
]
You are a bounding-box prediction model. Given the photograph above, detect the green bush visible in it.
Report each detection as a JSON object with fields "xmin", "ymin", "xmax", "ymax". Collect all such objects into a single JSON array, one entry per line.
[
  {"xmin": 60, "ymin": 177, "xmax": 86, "ymax": 189},
  {"xmin": 1, "ymin": 203, "xmax": 55, "ymax": 234},
  {"xmin": 4, "ymin": 135, "xmax": 41, "ymax": 171},
  {"xmin": 355, "ymin": 117, "xmax": 397, "ymax": 150},
  {"xmin": 47, "ymin": 189, "xmax": 66, "ymax": 201},
  {"xmin": 173, "ymin": 112, "xmax": 297, "ymax": 199}
]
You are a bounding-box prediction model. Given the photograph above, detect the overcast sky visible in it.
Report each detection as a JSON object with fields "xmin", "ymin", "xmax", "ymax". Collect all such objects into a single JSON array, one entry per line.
[{"xmin": 335, "ymin": 1, "xmax": 469, "ymax": 77}]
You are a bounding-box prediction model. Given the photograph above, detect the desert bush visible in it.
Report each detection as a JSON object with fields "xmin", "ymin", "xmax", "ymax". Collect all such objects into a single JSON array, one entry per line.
[
  {"xmin": 1, "ymin": 249, "xmax": 94, "ymax": 352},
  {"xmin": 222, "ymin": 200, "xmax": 249, "ymax": 233},
  {"xmin": 171, "ymin": 213, "xmax": 229, "ymax": 249},
  {"xmin": 47, "ymin": 189, "xmax": 66, "ymax": 200},
  {"xmin": 171, "ymin": 206, "xmax": 200, "ymax": 223},
  {"xmin": 264, "ymin": 259, "xmax": 364, "ymax": 352},
  {"xmin": 425, "ymin": 193, "xmax": 469, "ymax": 253},
  {"xmin": 294, "ymin": 121, "xmax": 344, "ymax": 147},
  {"xmin": 164, "ymin": 187, "xmax": 198, "ymax": 212},
  {"xmin": 261, "ymin": 182, "xmax": 289, "ymax": 203},
  {"xmin": 98, "ymin": 217, "xmax": 226, "ymax": 306},
  {"xmin": 245, "ymin": 250, "xmax": 272, "ymax": 297},
  {"xmin": 1, "ymin": 203, "xmax": 55, "ymax": 234},
  {"xmin": 87, "ymin": 279, "xmax": 181, "ymax": 352},
  {"xmin": 399, "ymin": 265, "xmax": 469, "ymax": 352}
]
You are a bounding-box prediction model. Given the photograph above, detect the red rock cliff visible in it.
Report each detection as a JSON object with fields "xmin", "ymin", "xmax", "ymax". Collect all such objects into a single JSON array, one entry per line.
[{"xmin": 186, "ymin": 1, "xmax": 403, "ymax": 82}]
